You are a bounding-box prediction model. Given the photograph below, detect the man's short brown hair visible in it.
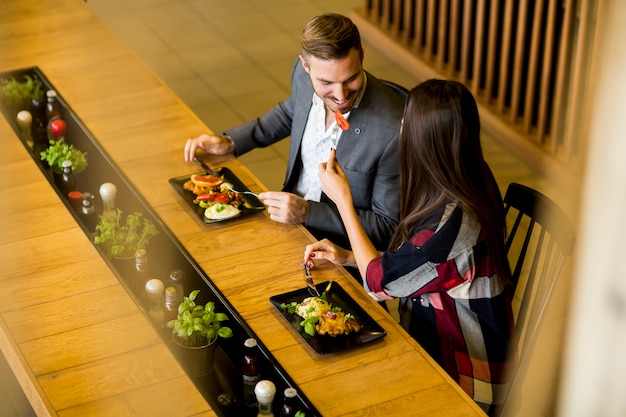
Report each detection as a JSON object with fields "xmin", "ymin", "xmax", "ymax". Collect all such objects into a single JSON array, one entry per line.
[{"xmin": 301, "ymin": 13, "xmax": 363, "ymax": 62}]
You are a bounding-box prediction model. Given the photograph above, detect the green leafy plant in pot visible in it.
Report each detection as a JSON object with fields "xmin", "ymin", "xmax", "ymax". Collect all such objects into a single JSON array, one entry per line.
[
  {"xmin": 167, "ymin": 289, "xmax": 233, "ymax": 376},
  {"xmin": 93, "ymin": 209, "xmax": 160, "ymax": 259},
  {"xmin": 40, "ymin": 138, "xmax": 88, "ymax": 175},
  {"xmin": 0, "ymin": 74, "xmax": 45, "ymax": 110}
]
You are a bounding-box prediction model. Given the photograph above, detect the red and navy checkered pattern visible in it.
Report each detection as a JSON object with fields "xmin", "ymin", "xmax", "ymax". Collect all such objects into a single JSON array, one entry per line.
[{"xmin": 365, "ymin": 203, "xmax": 515, "ymax": 414}]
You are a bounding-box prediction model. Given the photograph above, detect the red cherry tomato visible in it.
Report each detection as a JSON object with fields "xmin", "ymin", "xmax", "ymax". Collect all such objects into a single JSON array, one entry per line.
[
  {"xmin": 214, "ymin": 193, "xmax": 230, "ymax": 203},
  {"xmin": 196, "ymin": 193, "xmax": 215, "ymax": 201},
  {"xmin": 335, "ymin": 110, "xmax": 350, "ymax": 131}
]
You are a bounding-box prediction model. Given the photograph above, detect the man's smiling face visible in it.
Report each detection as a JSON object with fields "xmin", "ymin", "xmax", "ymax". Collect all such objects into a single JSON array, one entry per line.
[{"xmin": 300, "ymin": 47, "xmax": 364, "ymax": 114}]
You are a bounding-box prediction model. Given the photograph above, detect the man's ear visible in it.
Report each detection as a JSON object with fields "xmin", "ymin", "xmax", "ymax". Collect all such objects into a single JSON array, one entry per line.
[{"xmin": 299, "ymin": 55, "xmax": 310, "ymax": 73}]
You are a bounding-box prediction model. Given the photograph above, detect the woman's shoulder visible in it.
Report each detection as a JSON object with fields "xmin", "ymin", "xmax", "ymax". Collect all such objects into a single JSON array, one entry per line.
[
  {"xmin": 412, "ymin": 203, "xmax": 463, "ymax": 234},
  {"xmin": 409, "ymin": 203, "xmax": 484, "ymax": 262}
]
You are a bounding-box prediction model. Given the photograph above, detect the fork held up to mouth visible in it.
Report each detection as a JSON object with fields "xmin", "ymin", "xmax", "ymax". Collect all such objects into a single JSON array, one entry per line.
[{"xmin": 301, "ymin": 262, "xmax": 321, "ymax": 297}]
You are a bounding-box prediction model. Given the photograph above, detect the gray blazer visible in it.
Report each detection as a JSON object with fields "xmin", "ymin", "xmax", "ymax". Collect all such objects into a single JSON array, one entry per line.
[{"xmin": 226, "ymin": 59, "xmax": 404, "ymax": 250}]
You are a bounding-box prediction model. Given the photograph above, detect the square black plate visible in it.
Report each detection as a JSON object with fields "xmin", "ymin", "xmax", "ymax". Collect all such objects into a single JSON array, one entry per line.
[
  {"xmin": 169, "ymin": 167, "xmax": 265, "ymax": 224},
  {"xmin": 270, "ymin": 281, "xmax": 387, "ymax": 355}
]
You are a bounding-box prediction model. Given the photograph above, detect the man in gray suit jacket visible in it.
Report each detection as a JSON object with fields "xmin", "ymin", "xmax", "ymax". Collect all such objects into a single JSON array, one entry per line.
[{"xmin": 184, "ymin": 13, "xmax": 404, "ymax": 250}]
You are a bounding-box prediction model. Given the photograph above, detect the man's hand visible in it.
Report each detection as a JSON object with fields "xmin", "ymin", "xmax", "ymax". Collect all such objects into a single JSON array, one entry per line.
[
  {"xmin": 183, "ymin": 134, "xmax": 235, "ymax": 161},
  {"xmin": 258, "ymin": 191, "xmax": 309, "ymax": 224}
]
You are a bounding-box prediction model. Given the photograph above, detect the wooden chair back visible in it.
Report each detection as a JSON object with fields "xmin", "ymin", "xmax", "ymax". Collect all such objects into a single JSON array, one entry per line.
[{"xmin": 503, "ymin": 182, "xmax": 575, "ymax": 352}]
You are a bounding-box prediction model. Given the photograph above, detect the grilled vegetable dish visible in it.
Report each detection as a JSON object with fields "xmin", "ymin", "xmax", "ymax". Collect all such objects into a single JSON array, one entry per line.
[
  {"xmin": 183, "ymin": 174, "xmax": 244, "ymax": 219},
  {"xmin": 281, "ymin": 294, "xmax": 360, "ymax": 337}
]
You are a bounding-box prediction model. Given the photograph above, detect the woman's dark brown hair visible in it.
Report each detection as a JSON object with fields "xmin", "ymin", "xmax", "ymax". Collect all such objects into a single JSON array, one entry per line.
[{"xmin": 389, "ymin": 79, "xmax": 511, "ymax": 285}]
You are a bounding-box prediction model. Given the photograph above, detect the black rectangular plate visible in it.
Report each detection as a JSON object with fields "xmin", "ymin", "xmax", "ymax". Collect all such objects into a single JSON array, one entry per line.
[
  {"xmin": 169, "ymin": 167, "xmax": 265, "ymax": 224},
  {"xmin": 270, "ymin": 281, "xmax": 387, "ymax": 355}
]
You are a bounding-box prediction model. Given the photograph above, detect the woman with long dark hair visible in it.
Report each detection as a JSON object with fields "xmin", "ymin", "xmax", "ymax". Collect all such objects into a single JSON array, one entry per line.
[{"xmin": 303, "ymin": 79, "xmax": 515, "ymax": 414}]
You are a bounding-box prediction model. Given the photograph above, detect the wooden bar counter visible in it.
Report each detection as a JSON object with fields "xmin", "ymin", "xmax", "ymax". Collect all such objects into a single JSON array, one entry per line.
[{"xmin": 0, "ymin": 1, "xmax": 486, "ymax": 416}]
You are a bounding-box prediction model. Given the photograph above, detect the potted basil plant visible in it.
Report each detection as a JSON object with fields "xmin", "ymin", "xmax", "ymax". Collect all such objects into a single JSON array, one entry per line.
[{"xmin": 167, "ymin": 289, "xmax": 233, "ymax": 376}]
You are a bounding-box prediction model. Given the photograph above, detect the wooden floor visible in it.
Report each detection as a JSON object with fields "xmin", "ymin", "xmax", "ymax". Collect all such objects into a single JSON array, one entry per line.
[{"xmin": 83, "ymin": 0, "xmax": 568, "ymax": 208}]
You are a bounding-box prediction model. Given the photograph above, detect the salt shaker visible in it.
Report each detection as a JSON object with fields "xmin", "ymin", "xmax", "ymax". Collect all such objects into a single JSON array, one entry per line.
[
  {"xmin": 99, "ymin": 182, "xmax": 117, "ymax": 218},
  {"xmin": 254, "ymin": 380, "xmax": 276, "ymax": 417},
  {"xmin": 145, "ymin": 278, "xmax": 165, "ymax": 328},
  {"xmin": 16, "ymin": 110, "xmax": 33, "ymax": 145}
]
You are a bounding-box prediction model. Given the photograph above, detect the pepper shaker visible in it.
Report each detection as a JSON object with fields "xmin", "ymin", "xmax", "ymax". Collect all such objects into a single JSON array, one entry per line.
[
  {"xmin": 80, "ymin": 192, "xmax": 97, "ymax": 232},
  {"xmin": 99, "ymin": 182, "xmax": 117, "ymax": 218}
]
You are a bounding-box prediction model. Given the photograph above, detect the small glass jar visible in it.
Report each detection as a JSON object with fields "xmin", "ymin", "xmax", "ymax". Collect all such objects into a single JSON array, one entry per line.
[
  {"xmin": 167, "ymin": 269, "xmax": 186, "ymax": 298},
  {"xmin": 163, "ymin": 286, "xmax": 181, "ymax": 324}
]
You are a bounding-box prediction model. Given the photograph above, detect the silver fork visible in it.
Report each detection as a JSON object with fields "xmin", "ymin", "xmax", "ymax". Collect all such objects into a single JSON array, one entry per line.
[
  {"xmin": 222, "ymin": 182, "xmax": 259, "ymax": 198},
  {"xmin": 302, "ymin": 262, "xmax": 321, "ymax": 297}
]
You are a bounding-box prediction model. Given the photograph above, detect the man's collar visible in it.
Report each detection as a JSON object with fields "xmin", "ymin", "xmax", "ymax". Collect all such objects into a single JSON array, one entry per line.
[{"xmin": 353, "ymin": 71, "xmax": 367, "ymax": 109}]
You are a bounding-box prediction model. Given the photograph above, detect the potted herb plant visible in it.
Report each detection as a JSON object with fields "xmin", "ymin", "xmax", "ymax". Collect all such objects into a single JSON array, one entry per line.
[
  {"xmin": 40, "ymin": 138, "xmax": 88, "ymax": 175},
  {"xmin": 0, "ymin": 74, "xmax": 45, "ymax": 111},
  {"xmin": 93, "ymin": 209, "xmax": 160, "ymax": 259},
  {"xmin": 167, "ymin": 289, "xmax": 233, "ymax": 376}
]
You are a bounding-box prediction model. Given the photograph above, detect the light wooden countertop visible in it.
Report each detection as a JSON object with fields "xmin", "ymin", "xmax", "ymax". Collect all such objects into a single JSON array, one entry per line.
[{"xmin": 0, "ymin": 1, "xmax": 486, "ymax": 416}]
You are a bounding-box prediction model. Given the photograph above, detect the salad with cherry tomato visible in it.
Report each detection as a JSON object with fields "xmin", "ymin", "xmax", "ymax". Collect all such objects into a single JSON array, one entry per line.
[{"xmin": 192, "ymin": 182, "xmax": 243, "ymax": 209}]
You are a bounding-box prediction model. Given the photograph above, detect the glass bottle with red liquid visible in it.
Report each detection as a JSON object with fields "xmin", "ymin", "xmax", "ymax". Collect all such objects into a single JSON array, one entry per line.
[
  {"xmin": 30, "ymin": 96, "xmax": 47, "ymax": 147},
  {"xmin": 45, "ymin": 89, "xmax": 61, "ymax": 123},
  {"xmin": 45, "ymin": 89, "xmax": 63, "ymax": 141},
  {"xmin": 279, "ymin": 388, "xmax": 298, "ymax": 417},
  {"xmin": 242, "ymin": 338, "xmax": 262, "ymax": 410},
  {"xmin": 59, "ymin": 160, "xmax": 76, "ymax": 197}
]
